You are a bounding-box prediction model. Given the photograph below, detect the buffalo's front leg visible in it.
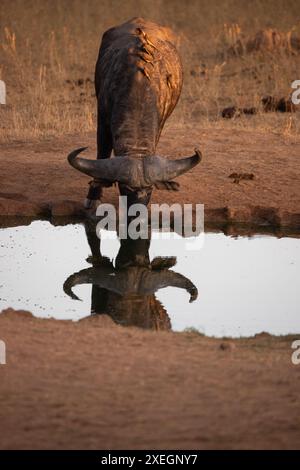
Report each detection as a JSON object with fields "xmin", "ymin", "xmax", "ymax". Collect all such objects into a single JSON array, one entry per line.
[
  {"xmin": 84, "ymin": 110, "xmax": 113, "ymax": 209},
  {"xmin": 84, "ymin": 221, "xmax": 112, "ymax": 315}
]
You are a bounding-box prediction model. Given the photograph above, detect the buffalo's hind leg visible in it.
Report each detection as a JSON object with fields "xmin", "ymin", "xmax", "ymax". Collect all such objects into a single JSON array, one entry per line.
[{"xmin": 84, "ymin": 111, "xmax": 113, "ymax": 210}]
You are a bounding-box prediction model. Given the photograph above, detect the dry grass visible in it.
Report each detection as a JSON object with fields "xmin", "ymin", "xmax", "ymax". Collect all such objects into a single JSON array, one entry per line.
[{"xmin": 1, "ymin": 0, "xmax": 300, "ymax": 142}]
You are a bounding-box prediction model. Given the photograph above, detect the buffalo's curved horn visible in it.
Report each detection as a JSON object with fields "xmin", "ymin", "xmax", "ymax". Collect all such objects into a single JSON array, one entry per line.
[
  {"xmin": 63, "ymin": 269, "xmax": 89, "ymax": 301},
  {"xmin": 67, "ymin": 147, "xmax": 202, "ymax": 188},
  {"xmin": 145, "ymin": 148, "xmax": 202, "ymax": 184},
  {"xmin": 63, "ymin": 266, "xmax": 198, "ymax": 303},
  {"xmin": 67, "ymin": 147, "xmax": 141, "ymax": 184},
  {"xmin": 63, "ymin": 266, "xmax": 114, "ymax": 301}
]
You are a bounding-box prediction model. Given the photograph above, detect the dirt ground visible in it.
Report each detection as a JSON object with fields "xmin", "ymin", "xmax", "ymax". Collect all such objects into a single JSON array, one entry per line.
[
  {"xmin": 0, "ymin": 308, "xmax": 299, "ymax": 450},
  {"xmin": 0, "ymin": 124, "xmax": 300, "ymax": 449},
  {"xmin": 0, "ymin": 124, "xmax": 300, "ymax": 231}
]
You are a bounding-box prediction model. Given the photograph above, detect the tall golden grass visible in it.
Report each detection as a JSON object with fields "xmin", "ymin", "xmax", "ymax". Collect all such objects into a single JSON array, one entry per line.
[{"xmin": 1, "ymin": 0, "xmax": 300, "ymax": 142}]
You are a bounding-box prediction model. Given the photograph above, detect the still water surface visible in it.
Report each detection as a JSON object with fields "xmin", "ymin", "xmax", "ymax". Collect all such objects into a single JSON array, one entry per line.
[{"xmin": 0, "ymin": 221, "xmax": 299, "ymax": 337}]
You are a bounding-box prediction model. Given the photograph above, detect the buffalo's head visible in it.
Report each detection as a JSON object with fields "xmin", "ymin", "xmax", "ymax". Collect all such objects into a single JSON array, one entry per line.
[{"xmin": 67, "ymin": 148, "xmax": 202, "ymax": 207}]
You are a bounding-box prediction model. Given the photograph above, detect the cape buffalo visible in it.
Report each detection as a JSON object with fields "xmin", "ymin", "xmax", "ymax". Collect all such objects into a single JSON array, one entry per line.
[
  {"xmin": 63, "ymin": 222, "xmax": 198, "ymax": 330},
  {"xmin": 67, "ymin": 17, "xmax": 201, "ymax": 208}
]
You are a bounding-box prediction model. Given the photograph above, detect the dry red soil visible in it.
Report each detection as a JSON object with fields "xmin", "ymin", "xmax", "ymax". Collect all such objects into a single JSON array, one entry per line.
[
  {"xmin": 0, "ymin": 125, "xmax": 300, "ymax": 231},
  {"xmin": 0, "ymin": 309, "xmax": 300, "ymax": 450}
]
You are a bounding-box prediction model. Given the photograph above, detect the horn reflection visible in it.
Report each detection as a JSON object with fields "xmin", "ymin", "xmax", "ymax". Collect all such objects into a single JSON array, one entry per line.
[{"xmin": 63, "ymin": 221, "xmax": 198, "ymax": 330}]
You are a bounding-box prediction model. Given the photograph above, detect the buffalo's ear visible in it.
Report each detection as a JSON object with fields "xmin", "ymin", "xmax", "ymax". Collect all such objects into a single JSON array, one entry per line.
[
  {"xmin": 154, "ymin": 181, "xmax": 180, "ymax": 191},
  {"xmin": 151, "ymin": 256, "xmax": 177, "ymax": 270}
]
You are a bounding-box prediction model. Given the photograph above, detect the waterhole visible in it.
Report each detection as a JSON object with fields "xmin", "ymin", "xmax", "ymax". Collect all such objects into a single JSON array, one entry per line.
[{"xmin": 0, "ymin": 220, "xmax": 299, "ymax": 337}]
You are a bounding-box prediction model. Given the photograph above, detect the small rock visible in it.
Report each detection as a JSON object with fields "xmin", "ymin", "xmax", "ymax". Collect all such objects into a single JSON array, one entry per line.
[
  {"xmin": 219, "ymin": 341, "xmax": 236, "ymax": 351},
  {"xmin": 228, "ymin": 173, "xmax": 255, "ymax": 184},
  {"xmin": 262, "ymin": 95, "xmax": 296, "ymax": 113},
  {"xmin": 254, "ymin": 331, "xmax": 271, "ymax": 339},
  {"xmin": 221, "ymin": 106, "xmax": 240, "ymax": 119}
]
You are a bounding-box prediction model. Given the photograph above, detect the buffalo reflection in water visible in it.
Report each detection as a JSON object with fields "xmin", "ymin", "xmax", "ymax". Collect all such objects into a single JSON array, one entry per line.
[{"xmin": 63, "ymin": 222, "xmax": 198, "ymax": 330}]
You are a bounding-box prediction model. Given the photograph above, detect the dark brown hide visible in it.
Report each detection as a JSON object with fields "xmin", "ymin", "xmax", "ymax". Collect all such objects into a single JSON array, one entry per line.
[
  {"xmin": 67, "ymin": 18, "xmax": 201, "ymax": 205},
  {"xmin": 95, "ymin": 17, "xmax": 183, "ymax": 158}
]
